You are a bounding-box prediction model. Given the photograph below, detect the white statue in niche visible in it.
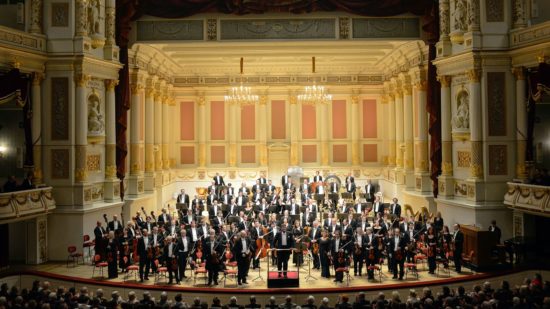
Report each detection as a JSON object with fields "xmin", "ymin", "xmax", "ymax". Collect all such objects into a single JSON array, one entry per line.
[
  {"xmin": 87, "ymin": 0, "xmax": 101, "ymax": 36},
  {"xmin": 453, "ymin": 0, "xmax": 467, "ymax": 32},
  {"xmin": 452, "ymin": 90, "xmax": 470, "ymax": 130},
  {"xmin": 88, "ymin": 94, "xmax": 104, "ymax": 135}
]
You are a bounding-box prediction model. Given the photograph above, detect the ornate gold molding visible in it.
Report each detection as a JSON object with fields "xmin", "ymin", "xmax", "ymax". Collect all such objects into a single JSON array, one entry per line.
[
  {"xmin": 75, "ymin": 167, "xmax": 88, "ymax": 182},
  {"xmin": 512, "ymin": 67, "xmax": 525, "ymax": 81},
  {"xmin": 32, "ymin": 72, "xmax": 44, "ymax": 86},
  {"xmin": 415, "ymin": 80, "xmax": 427, "ymax": 91},
  {"xmin": 104, "ymin": 79, "xmax": 119, "ymax": 91},
  {"xmin": 437, "ymin": 75, "xmax": 451, "ymax": 87},
  {"xmin": 74, "ymin": 74, "xmax": 90, "ymax": 87},
  {"xmin": 105, "ymin": 165, "xmax": 117, "ymax": 178},
  {"xmin": 130, "ymin": 83, "xmax": 144, "ymax": 95},
  {"xmin": 197, "ymin": 96, "xmax": 206, "ymax": 106},
  {"xmin": 467, "ymin": 69, "xmax": 481, "ymax": 83},
  {"xmin": 470, "ymin": 163, "xmax": 483, "ymax": 178},
  {"xmin": 442, "ymin": 161, "xmax": 453, "ymax": 175},
  {"xmin": 350, "ymin": 94, "xmax": 359, "ymax": 105}
]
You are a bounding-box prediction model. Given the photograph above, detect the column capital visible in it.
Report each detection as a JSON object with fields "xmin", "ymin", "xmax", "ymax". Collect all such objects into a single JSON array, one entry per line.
[
  {"xmin": 437, "ymin": 75, "xmax": 452, "ymax": 87},
  {"xmin": 467, "ymin": 69, "xmax": 481, "ymax": 83},
  {"xmin": 197, "ymin": 96, "xmax": 206, "ymax": 106},
  {"xmin": 350, "ymin": 94, "xmax": 360, "ymax": 105},
  {"xmin": 32, "ymin": 72, "xmax": 44, "ymax": 86},
  {"xmin": 104, "ymin": 79, "xmax": 119, "ymax": 91},
  {"xmin": 74, "ymin": 74, "xmax": 91, "ymax": 87},
  {"xmin": 289, "ymin": 94, "xmax": 298, "ymax": 105},
  {"xmin": 414, "ymin": 80, "xmax": 428, "ymax": 91},
  {"xmin": 259, "ymin": 94, "xmax": 268, "ymax": 105},
  {"xmin": 403, "ymin": 84, "xmax": 413, "ymax": 96},
  {"xmin": 130, "ymin": 83, "xmax": 144, "ymax": 95},
  {"xmin": 512, "ymin": 67, "xmax": 525, "ymax": 80}
]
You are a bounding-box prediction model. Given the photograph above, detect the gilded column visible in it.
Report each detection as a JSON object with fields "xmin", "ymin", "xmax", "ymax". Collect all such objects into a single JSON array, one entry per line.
[
  {"xmin": 154, "ymin": 87, "xmax": 163, "ymax": 171},
  {"xmin": 104, "ymin": 0, "xmax": 116, "ymax": 46},
  {"xmin": 258, "ymin": 94, "xmax": 268, "ymax": 166},
  {"xmin": 32, "ymin": 73, "xmax": 44, "ymax": 184},
  {"xmin": 395, "ymin": 88, "xmax": 404, "ymax": 170},
  {"xmin": 197, "ymin": 95, "xmax": 206, "ymax": 168},
  {"xmin": 415, "ymin": 81, "xmax": 429, "ymax": 173},
  {"xmin": 439, "ymin": 76, "xmax": 453, "ymax": 176},
  {"xmin": 403, "ymin": 84, "xmax": 414, "ymax": 172},
  {"xmin": 29, "ymin": 0, "xmax": 43, "ymax": 34},
  {"xmin": 468, "ymin": 69, "xmax": 483, "ymax": 179},
  {"xmin": 228, "ymin": 94, "xmax": 237, "ymax": 167},
  {"xmin": 75, "ymin": 0, "xmax": 88, "ymax": 37},
  {"xmin": 75, "ymin": 74, "xmax": 90, "ymax": 183},
  {"xmin": 513, "ymin": 67, "xmax": 528, "ymax": 180},
  {"xmin": 104, "ymin": 79, "xmax": 117, "ymax": 180},
  {"xmin": 289, "ymin": 93, "xmax": 299, "ymax": 166},
  {"xmin": 130, "ymin": 83, "xmax": 142, "ymax": 176},
  {"xmin": 162, "ymin": 91, "xmax": 170, "ymax": 170},
  {"xmin": 350, "ymin": 93, "xmax": 360, "ymax": 166},
  {"xmin": 144, "ymin": 81, "xmax": 156, "ymax": 175},
  {"xmin": 387, "ymin": 94, "xmax": 396, "ymax": 167}
]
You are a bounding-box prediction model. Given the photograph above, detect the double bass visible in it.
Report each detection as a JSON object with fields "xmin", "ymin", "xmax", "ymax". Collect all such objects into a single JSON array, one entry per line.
[{"xmin": 254, "ymin": 228, "xmax": 271, "ymax": 259}]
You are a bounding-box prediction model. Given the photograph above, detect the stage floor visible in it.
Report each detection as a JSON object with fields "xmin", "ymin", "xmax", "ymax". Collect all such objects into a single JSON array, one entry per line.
[{"xmin": 23, "ymin": 260, "xmax": 482, "ymax": 292}]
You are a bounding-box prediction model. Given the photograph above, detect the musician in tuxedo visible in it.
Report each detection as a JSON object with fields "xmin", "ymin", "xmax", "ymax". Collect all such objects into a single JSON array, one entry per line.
[
  {"xmin": 165, "ymin": 219, "xmax": 179, "ymax": 238},
  {"xmin": 108, "ymin": 215, "xmax": 123, "ymax": 234},
  {"xmin": 364, "ymin": 180, "xmax": 376, "ymax": 203},
  {"xmin": 300, "ymin": 179, "xmax": 310, "ymax": 196},
  {"xmin": 137, "ymin": 229, "xmax": 152, "ymax": 282},
  {"xmin": 150, "ymin": 227, "xmax": 164, "ymax": 265},
  {"xmin": 252, "ymin": 188, "xmax": 263, "ymax": 205},
  {"xmin": 258, "ymin": 175, "xmax": 268, "ymax": 185},
  {"xmin": 389, "ymin": 228, "xmax": 406, "ymax": 280},
  {"xmin": 281, "ymin": 172, "xmax": 290, "ymax": 189},
  {"xmin": 341, "ymin": 219, "xmax": 354, "ymax": 238},
  {"xmin": 453, "ymin": 224, "xmax": 464, "ymax": 273},
  {"xmin": 301, "ymin": 208, "xmax": 315, "ymax": 227},
  {"xmin": 94, "ymin": 221, "xmax": 107, "ymax": 260},
  {"xmin": 266, "ymin": 180, "xmax": 276, "ymax": 194},
  {"xmin": 204, "ymin": 229, "xmax": 222, "ymax": 286},
  {"xmin": 286, "ymin": 198, "xmax": 300, "ymax": 216},
  {"xmin": 163, "ymin": 236, "xmax": 180, "ymax": 284},
  {"xmin": 208, "ymin": 181, "xmax": 217, "ymax": 196},
  {"xmin": 208, "ymin": 200, "xmax": 222, "ymax": 218},
  {"xmin": 354, "ymin": 200, "xmax": 366, "ymax": 215},
  {"xmin": 352, "ymin": 227, "xmax": 366, "ymax": 276},
  {"xmin": 233, "ymin": 230, "xmax": 252, "ymax": 285},
  {"xmin": 177, "ymin": 189, "xmax": 190, "ymax": 207},
  {"xmin": 219, "ymin": 189, "xmax": 231, "ymax": 206},
  {"xmin": 213, "ymin": 173, "xmax": 225, "ymax": 187},
  {"xmin": 250, "ymin": 221, "xmax": 264, "ymax": 269},
  {"xmin": 105, "ymin": 231, "xmax": 118, "ymax": 279},
  {"xmin": 488, "ymin": 220, "xmax": 502, "ymax": 244},
  {"xmin": 308, "ymin": 221, "xmax": 321, "ymax": 269},
  {"xmin": 328, "ymin": 181, "xmax": 340, "ymax": 205},
  {"xmin": 206, "ymin": 190, "xmax": 218, "ymax": 206},
  {"xmin": 268, "ymin": 222, "xmax": 279, "ymax": 265},
  {"xmin": 283, "ymin": 189, "xmax": 293, "ymax": 204},
  {"xmin": 345, "ymin": 173, "xmax": 355, "ymax": 185},
  {"xmin": 227, "ymin": 199, "xmax": 240, "ymax": 217},
  {"xmin": 238, "ymin": 182, "xmax": 249, "ymax": 195},
  {"xmin": 274, "ymin": 223, "xmax": 294, "ymax": 278},
  {"xmin": 313, "ymin": 171, "xmax": 323, "ymax": 183},
  {"xmin": 227, "ymin": 183, "xmax": 235, "ymax": 196},
  {"xmin": 134, "ymin": 212, "xmax": 145, "ymax": 227},
  {"xmin": 236, "ymin": 191, "xmax": 248, "ymax": 207},
  {"xmin": 176, "ymin": 229, "xmax": 190, "ymax": 280},
  {"xmin": 191, "ymin": 195, "xmax": 202, "ymax": 212},
  {"xmin": 345, "ymin": 181, "xmax": 356, "ymax": 201},
  {"xmin": 315, "ymin": 180, "xmax": 325, "ymax": 205},
  {"xmin": 157, "ymin": 208, "xmax": 172, "ymax": 227},
  {"xmin": 331, "ymin": 230, "xmax": 347, "ymax": 283},
  {"xmin": 389, "ymin": 198, "xmax": 401, "ymax": 218},
  {"xmin": 364, "ymin": 227, "xmax": 378, "ymax": 279},
  {"xmin": 372, "ymin": 196, "xmax": 385, "ymax": 216},
  {"xmin": 251, "ymin": 180, "xmax": 262, "ymax": 194}
]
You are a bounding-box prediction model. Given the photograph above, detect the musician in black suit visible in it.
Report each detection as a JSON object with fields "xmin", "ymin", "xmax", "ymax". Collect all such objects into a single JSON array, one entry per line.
[
  {"xmin": 176, "ymin": 229, "xmax": 190, "ymax": 280},
  {"xmin": 232, "ymin": 230, "xmax": 252, "ymax": 285},
  {"xmin": 345, "ymin": 173, "xmax": 355, "ymax": 185},
  {"xmin": 488, "ymin": 220, "xmax": 502, "ymax": 244},
  {"xmin": 345, "ymin": 181, "xmax": 356, "ymax": 201},
  {"xmin": 250, "ymin": 221, "xmax": 264, "ymax": 269},
  {"xmin": 236, "ymin": 191, "xmax": 248, "ymax": 207},
  {"xmin": 108, "ymin": 215, "xmax": 123, "ymax": 234},
  {"xmin": 313, "ymin": 171, "xmax": 323, "ymax": 182},
  {"xmin": 331, "ymin": 230, "xmax": 347, "ymax": 283},
  {"xmin": 105, "ymin": 231, "xmax": 118, "ymax": 279},
  {"xmin": 364, "ymin": 180, "xmax": 376, "ymax": 203},
  {"xmin": 453, "ymin": 224, "xmax": 464, "ymax": 273},
  {"xmin": 204, "ymin": 230, "xmax": 222, "ymax": 286},
  {"xmin": 227, "ymin": 199, "xmax": 240, "ymax": 217},
  {"xmin": 314, "ymin": 180, "xmax": 325, "ymax": 205},
  {"xmin": 213, "ymin": 173, "xmax": 225, "ymax": 187},
  {"xmin": 137, "ymin": 229, "xmax": 152, "ymax": 282},
  {"xmin": 227, "ymin": 183, "xmax": 235, "ymax": 196},
  {"xmin": 157, "ymin": 208, "xmax": 172, "ymax": 227},
  {"xmin": 94, "ymin": 221, "xmax": 107, "ymax": 260},
  {"xmin": 352, "ymin": 227, "xmax": 366, "ymax": 276},
  {"xmin": 177, "ymin": 189, "xmax": 190, "ymax": 207},
  {"xmin": 389, "ymin": 198, "xmax": 401, "ymax": 218},
  {"xmin": 219, "ymin": 189, "xmax": 232, "ymax": 206},
  {"xmin": 258, "ymin": 175, "xmax": 268, "ymax": 185},
  {"xmin": 191, "ymin": 196, "xmax": 202, "ymax": 212},
  {"xmin": 281, "ymin": 172, "xmax": 290, "ymax": 189},
  {"xmin": 308, "ymin": 221, "xmax": 321, "ymax": 269},
  {"xmin": 252, "ymin": 180, "xmax": 262, "ymax": 194},
  {"xmin": 372, "ymin": 196, "xmax": 385, "ymax": 216},
  {"xmin": 364, "ymin": 228, "xmax": 378, "ymax": 279},
  {"xmin": 266, "ymin": 180, "xmax": 276, "ymax": 194},
  {"xmin": 274, "ymin": 223, "xmax": 294, "ymax": 278},
  {"xmin": 389, "ymin": 228, "xmax": 406, "ymax": 280},
  {"xmin": 163, "ymin": 236, "xmax": 179, "ymax": 284}
]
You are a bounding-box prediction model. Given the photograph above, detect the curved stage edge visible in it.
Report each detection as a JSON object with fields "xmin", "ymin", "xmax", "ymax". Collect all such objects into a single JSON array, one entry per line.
[{"xmin": 0, "ymin": 267, "xmax": 539, "ymax": 295}]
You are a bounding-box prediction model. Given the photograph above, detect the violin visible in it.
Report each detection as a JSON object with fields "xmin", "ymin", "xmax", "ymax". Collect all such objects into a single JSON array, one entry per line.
[
  {"xmin": 225, "ymin": 242, "xmax": 233, "ymax": 261},
  {"xmin": 338, "ymin": 250, "xmax": 346, "ymax": 264},
  {"xmin": 312, "ymin": 242, "xmax": 319, "ymax": 255}
]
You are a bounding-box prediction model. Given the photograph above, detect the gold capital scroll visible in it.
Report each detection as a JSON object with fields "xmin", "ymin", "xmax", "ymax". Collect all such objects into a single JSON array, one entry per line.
[
  {"xmin": 197, "ymin": 96, "xmax": 206, "ymax": 106},
  {"xmin": 467, "ymin": 69, "xmax": 481, "ymax": 83},
  {"xmin": 512, "ymin": 67, "xmax": 525, "ymax": 81},
  {"xmin": 442, "ymin": 162, "xmax": 453, "ymax": 175},
  {"xmin": 32, "ymin": 72, "xmax": 44, "ymax": 86},
  {"xmin": 403, "ymin": 84, "xmax": 413, "ymax": 96},
  {"xmin": 105, "ymin": 79, "xmax": 119, "ymax": 91},
  {"xmin": 415, "ymin": 80, "xmax": 428, "ymax": 91},
  {"xmin": 437, "ymin": 75, "xmax": 452, "ymax": 88},
  {"xmin": 74, "ymin": 74, "xmax": 90, "ymax": 87},
  {"xmin": 105, "ymin": 165, "xmax": 117, "ymax": 178}
]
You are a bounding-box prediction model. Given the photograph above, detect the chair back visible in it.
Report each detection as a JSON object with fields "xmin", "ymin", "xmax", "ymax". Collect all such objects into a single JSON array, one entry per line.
[
  {"xmin": 68, "ymin": 245, "xmax": 77, "ymax": 253},
  {"xmin": 94, "ymin": 254, "xmax": 102, "ymax": 263}
]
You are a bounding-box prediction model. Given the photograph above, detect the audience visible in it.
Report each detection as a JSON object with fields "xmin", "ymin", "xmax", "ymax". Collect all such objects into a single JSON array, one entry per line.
[{"xmin": 0, "ymin": 274, "xmax": 549, "ymax": 309}]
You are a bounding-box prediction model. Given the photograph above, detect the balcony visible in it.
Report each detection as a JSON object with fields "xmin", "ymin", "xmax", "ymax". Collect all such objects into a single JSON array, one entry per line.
[
  {"xmin": 0, "ymin": 25, "xmax": 46, "ymax": 53},
  {"xmin": 504, "ymin": 182, "xmax": 550, "ymax": 215},
  {"xmin": 0, "ymin": 187, "xmax": 56, "ymax": 223}
]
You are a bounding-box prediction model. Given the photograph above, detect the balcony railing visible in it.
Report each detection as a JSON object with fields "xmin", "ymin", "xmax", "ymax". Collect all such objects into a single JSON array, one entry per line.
[
  {"xmin": 510, "ymin": 21, "xmax": 550, "ymax": 49},
  {"xmin": 504, "ymin": 182, "xmax": 550, "ymax": 214},
  {"xmin": 0, "ymin": 187, "xmax": 56, "ymax": 222},
  {"xmin": 0, "ymin": 25, "xmax": 46, "ymax": 53}
]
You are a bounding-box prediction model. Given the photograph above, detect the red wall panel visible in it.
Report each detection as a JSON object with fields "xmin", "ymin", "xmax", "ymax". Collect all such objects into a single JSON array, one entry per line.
[
  {"xmin": 302, "ymin": 105, "xmax": 316, "ymax": 139},
  {"xmin": 211, "ymin": 145, "xmax": 225, "ymax": 164},
  {"xmin": 302, "ymin": 145, "xmax": 317, "ymax": 163},
  {"xmin": 241, "ymin": 105, "xmax": 255, "ymax": 140},
  {"xmin": 332, "ymin": 100, "xmax": 347, "ymax": 139},
  {"xmin": 210, "ymin": 101, "xmax": 225, "ymax": 140},
  {"xmin": 333, "ymin": 144, "xmax": 347, "ymax": 162},
  {"xmin": 180, "ymin": 146, "xmax": 195, "ymax": 164},
  {"xmin": 241, "ymin": 145, "xmax": 256, "ymax": 163},
  {"xmin": 363, "ymin": 144, "xmax": 378, "ymax": 162},
  {"xmin": 271, "ymin": 100, "xmax": 286, "ymax": 139},
  {"xmin": 180, "ymin": 101, "xmax": 195, "ymax": 140},
  {"xmin": 362, "ymin": 99, "xmax": 377, "ymax": 138}
]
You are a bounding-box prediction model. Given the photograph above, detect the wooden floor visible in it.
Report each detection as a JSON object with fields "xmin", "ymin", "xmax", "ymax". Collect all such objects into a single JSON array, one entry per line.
[{"xmin": 29, "ymin": 258, "xmax": 477, "ymax": 292}]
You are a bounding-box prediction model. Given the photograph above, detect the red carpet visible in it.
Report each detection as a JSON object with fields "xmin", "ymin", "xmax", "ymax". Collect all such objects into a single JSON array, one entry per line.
[{"xmin": 268, "ymin": 271, "xmax": 299, "ymax": 279}]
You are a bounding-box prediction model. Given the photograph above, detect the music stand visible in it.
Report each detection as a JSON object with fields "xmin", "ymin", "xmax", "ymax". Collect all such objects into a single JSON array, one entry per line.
[
  {"xmin": 227, "ymin": 216, "xmax": 240, "ymax": 225},
  {"xmin": 341, "ymin": 192, "xmax": 352, "ymax": 199},
  {"xmin": 337, "ymin": 213, "xmax": 348, "ymax": 221},
  {"xmin": 176, "ymin": 203, "xmax": 188, "ymax": 211}
]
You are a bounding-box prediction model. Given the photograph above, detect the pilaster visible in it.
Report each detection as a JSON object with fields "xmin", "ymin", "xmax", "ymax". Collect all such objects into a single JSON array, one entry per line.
[
  {"xmin": 144, "ymin": 78, "xmax": 156, "ymax": 192},
  {"xmin": 414, "ymin": 80, "xmax": 432, "ymax": 193},
  {"xmin": 258, "ymin": 93, "xmax": 268, "ymax": 167},
  {"xmin": 350, "ymin": 91, "xmax": 360, "ymax": 166},
  {"xmin": 466, "ymin": 68, "xmax": 484, "ymax": 202},
  {"xmin": 387, "ymin": 93, "xmax": 396, "ymax": 167},
  {"xmin": 32, "ymin": 72, "xmax": 44, "ymax": 185},
  {"xmin": 438, "ymin": 75, "xmax": 454, "ymax": 198},
  {"xmin": 437, "ymin": 0, "xmax": 452, "ymax": 57},
  {"xmin": 29, "ymin": 0, "xmax": 43, "ymax": 35},
  {"xmin": 289, "ymin": 93, "xmax": 299, "ymax": 166},
  {"xmin": 104, "ymin": 79, "xmax": 118, "ymax": 201},
  {"xmin": 74, "ymin": 73, "xmax": 90, "ymax": 184},
  {"xmin": 128, "ymin": 82, "xmax": 144, "ymax": 197},
  {"xmin": 403, "ymin": 82, "xmax": 415, "ymax": 189},
  {"xmin": 513, "ymin": 67, "xmax": 528, "ymax": 181},
  {"xmin": 197, "ymin": 95, "xmax": 206, "ymax": 168}
]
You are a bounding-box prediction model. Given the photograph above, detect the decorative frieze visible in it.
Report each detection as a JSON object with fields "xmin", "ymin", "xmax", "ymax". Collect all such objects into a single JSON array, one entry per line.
[
  {"xmin": 30, "ymin": 0, "xmax": 43, "ymax": 34},
  {"xmin": 338, "ymin": 17, "xmax": 350, "ymax": 39},
  {"xmin": 457, "ymin": 151, "xmax": 471, "ymax": 168},
  {"xmin": 51, "ymin": 2, "xmax": 69, "ymax": 27},
  {"xmin": 207, "ymin": 19, "xmax": 217, "ymax": 41}
]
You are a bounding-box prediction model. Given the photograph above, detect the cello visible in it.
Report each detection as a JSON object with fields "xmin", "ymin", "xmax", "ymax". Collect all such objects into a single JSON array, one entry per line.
[{"xmin": 254, "ymin": 228, "xmax": 271, "ymax": 259}]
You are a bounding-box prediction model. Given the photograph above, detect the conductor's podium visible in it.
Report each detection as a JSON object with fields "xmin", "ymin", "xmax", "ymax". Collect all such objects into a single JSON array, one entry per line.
[{"xmin": 267, "ymin": 249, "xmax": 300, "ymax": 288}]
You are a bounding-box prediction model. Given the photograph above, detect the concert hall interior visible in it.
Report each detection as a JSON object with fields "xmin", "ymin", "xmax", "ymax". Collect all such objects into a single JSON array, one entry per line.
[{"xmin": 1, "ymin": 0, "xmax": 550, "ymax": 307}]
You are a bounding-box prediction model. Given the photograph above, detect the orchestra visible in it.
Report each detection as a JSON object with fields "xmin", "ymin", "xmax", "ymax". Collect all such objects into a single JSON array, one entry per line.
[{"xmin": 92, "ymin": 173, "xmax": 466, "ymax": 286}]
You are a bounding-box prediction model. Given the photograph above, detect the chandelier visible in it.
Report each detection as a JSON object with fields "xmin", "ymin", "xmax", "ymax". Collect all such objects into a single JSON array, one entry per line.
[
  {"xmin": 224, "ymin": 57, "xmax": 258, "ymax": 107},
  {"xmin": 298, "ymin": 57, "xmax": 332, "ymax": 105}
]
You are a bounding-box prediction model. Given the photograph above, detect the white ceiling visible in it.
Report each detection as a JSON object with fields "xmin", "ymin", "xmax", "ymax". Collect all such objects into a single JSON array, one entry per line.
[{"xmin": 143, "ymin": 40, "xmax": 419, "ymax": 77}]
